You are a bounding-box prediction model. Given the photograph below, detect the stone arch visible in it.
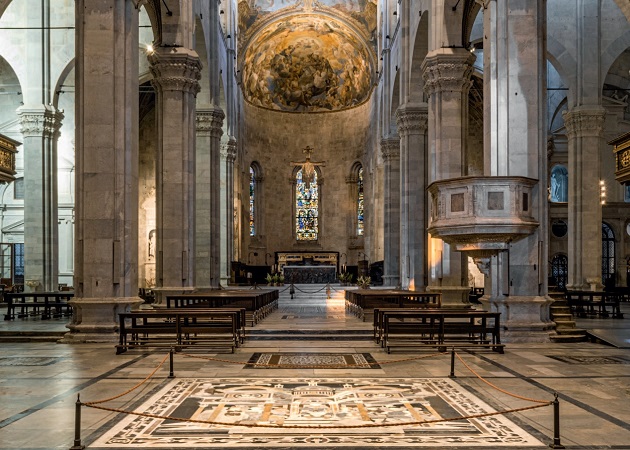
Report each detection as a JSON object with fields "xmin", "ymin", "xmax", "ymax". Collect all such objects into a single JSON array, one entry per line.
[
  {"xmin": 601, "ymin": 29, "xmax": 630, "ymax": 89},
  {"xmin": 409, "ymin": 11, "xmax": 429, "ymax": 103},
  {"xmin": 0, "ymin": 0, "xmax": 11, "ymax": 18},
  {"xmin": 389, "ymin": 70, "xmax": 400, "ymax": 135},
  {"xmin": 0, "ymin": 53, "xmax": 23, "ymax": 129},
  {"xmin": 52, "ymin": 59, "xmax": 75, "ymax": 109},
  {"xmin": 546, "ymin": 35, "xmax": 576, "ymax": 106}
]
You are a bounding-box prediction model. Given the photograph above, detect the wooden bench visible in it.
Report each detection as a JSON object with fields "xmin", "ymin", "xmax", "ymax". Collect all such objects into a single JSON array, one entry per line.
[
  {"xmin": 565, "ymin": 290, "xmax": 624, "ymax": 318},
  {"xmin": 116, "ymin": 309, "xmax": 242, "ymax": 354},
  {"xmin": 4, "ymin": 292, "xmax": 74, "ymax": 320},
  {"xmin": 345, "ymin": 289, "xmax": 441, "ymax": 321},
  {"xmin": 166, "ymin": 289, "xmax": 278, "ymax": 326},
  {"xmin": 379, "ymin": 309, "xmax": 503, "ymax": 354}
]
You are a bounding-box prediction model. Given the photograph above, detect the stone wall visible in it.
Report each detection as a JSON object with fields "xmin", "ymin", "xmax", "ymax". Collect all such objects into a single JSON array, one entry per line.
[{"xmin": 241, "ymin": 101, "xmax": 373, "ymax": 266}]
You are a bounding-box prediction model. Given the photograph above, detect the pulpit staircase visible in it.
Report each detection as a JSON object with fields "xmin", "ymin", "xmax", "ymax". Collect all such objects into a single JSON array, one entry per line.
[{"xmin": 548, "ymin": 291, "xmax": 587, "ymax": 343}]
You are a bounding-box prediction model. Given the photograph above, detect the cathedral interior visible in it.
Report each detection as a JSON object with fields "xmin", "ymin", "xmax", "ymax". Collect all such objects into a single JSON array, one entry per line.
[{"xmin": 1, "ymin": 0, "xmax": 630, "ymax": 449}]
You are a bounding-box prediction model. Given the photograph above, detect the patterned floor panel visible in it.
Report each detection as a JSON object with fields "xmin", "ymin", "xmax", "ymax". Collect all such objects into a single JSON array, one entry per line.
[
  {"xmin": 546, "ymin": 355, "xmax": 630, "ymax": 364},
  {"xmin": 244, "ymin": 353, "xmax": 381, "ymax": 369},
  {"xmin": 90, "ymin": 377, "xmax": 544, "ymax": 448}
]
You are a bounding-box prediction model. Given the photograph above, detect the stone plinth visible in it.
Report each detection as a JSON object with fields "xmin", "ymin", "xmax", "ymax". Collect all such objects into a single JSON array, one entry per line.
[
  {"xmin": 61, "ymin": 297, "xmax": 143, "ymax": 343},
  {"xmin": 481, "ymin": 296, "xmax": 554, "ymax": 343}
]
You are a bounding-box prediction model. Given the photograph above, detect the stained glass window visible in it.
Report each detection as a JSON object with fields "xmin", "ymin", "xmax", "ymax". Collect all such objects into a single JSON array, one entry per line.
[
  {"xmin": 357, "ymin": 167, "xmax": 364, "ymax": 236},
  {"xmin": 296, "ymin": 168, "xmax": 318, "ymax": 240},
  {"xmin": 249, "ymin": 166, "xmax": 255, "ymax": 236}
]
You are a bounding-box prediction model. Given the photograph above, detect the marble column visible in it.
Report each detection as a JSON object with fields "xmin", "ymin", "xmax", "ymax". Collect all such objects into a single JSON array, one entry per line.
[
  {"xmin": 422, "ymin": 49, "xmax": 474, "ymax": 306},
  {"xmin": 221, "ymin": 137, "xmax": 237, "ymax": 285},
  {"xmin": 64, "ymin": 0, "xmax": 143, "ymax": 343},
  {"xmin": 195, "ymin": 108, "xmax": 224, "ymax": 289},
  {"xmin": 149, "ymin": 46, "xmax": 201, "ymax": 299},
  {"xmin": 381, "ymin": 136, "xmax": 400, "ymax": 287},
  {"xmin": 482, "ymin": 0, "xmax": 553, "ymax": 341},
  {"xmin": 18, "ymin": 107, "xmax": 63, "ymax": 292},
  {"xmin": 396, "ymin": 104, "xmax": 428, "ymax": 291},
  {"xmin": 564, "ymin": 108, "xmax": 606, "ymax": 290}
]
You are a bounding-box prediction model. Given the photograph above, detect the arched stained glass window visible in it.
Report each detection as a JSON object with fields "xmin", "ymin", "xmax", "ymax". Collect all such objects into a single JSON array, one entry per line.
[
  {"xmin": 357, "ymin": 167, "xmax": 364, "ymax": 236},
  {"xmin": 551, "ymin": 254, "xmax": 568, "ymax": 290},
  {"xmin": 249, "ymin": 166, "xmax": 255, "ymax": 236},
  {"xmin": 296, "ymin": 168, "xmax": 318, "ymax": 240}
]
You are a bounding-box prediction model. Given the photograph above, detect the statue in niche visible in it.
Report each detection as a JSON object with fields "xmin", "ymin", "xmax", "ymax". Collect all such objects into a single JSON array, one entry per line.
[{"xmin": 148, "ymin": 229, "xmax": 156, "ymax": 260}]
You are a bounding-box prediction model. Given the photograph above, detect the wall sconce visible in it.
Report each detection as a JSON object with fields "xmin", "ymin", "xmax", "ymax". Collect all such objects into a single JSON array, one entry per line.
[
  {"xmin": 220, "ymin": 9, "xmax": 224, "ymax": 14},
  {"xmin": 600, "ymin": 180, "xmax": 606, "ymax": 205},
  {"xmin": 227, "ymin": 34, "xmax": 231, "ymax": 39},
  {"xmin": 393, "ymin": 11, "xmax": 397, "ymax": 16},
  {"xmin": 248, "ymin": 251, "xmax": 258, "ymax": 264}
]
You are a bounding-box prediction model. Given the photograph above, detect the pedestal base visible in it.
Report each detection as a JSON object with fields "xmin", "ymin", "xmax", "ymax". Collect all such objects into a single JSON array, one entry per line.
[
  {"xmin": 381, "ymin": 275, "xmax": 400, "ymax": 287},
  {"xmin": 60, "ymin": 297, "xmax": 143, "ymax": 344},
  {"xmin": 481, "ymin": 295, "xmax": 554, "ymax": 343}
]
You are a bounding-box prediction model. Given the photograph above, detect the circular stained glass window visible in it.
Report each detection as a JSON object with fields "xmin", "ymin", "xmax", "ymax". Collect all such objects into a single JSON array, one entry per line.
[{"xmin": 551, "ymin": 220, "xmax": 567, "ymax": 238}]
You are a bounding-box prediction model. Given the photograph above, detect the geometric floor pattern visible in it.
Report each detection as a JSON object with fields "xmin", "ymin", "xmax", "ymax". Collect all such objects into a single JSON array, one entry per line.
[
  {"xmin": 0, "ymin": 356, "xmax": 62, "ymax": 366},
  {"xmin": 546, "ymin": 355, "xmax": 630, "ymax": 364},
  {"xmin": 90, "ymin": 377, "xmax": 544, "ymax": 448},
  {"xmin": 244, "ymin": 353, "xmax": 381, "ymax": 369}
]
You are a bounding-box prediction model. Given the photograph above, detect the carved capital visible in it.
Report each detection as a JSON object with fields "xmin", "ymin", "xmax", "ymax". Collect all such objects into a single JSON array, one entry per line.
[
  {"xmin": 562, "ymin": 107, "xmax": 606, "ymax": 139},
  {"xmin": 395, "ymin": 104, "xmax": 428, "ymax": 137},
  {"xmin": 196, "ymin": 108, "xmax": 225, "ymax": 137},
  {"xmin": 148, "ymin": 48, "xmax": 202, "ymax": 95},
  {"xmin": 421, "ymin": 52, "xmax": 475, "ymax": 97},
  {"xmin": 380, "ymin": 137, "xmax": 400, "ymax": 161},
  {"xmin": 223, "ymin": 137, "xmax": 237, "ymax": 163},
  {"xmin": 18, "ymin": 107, "xmax": 64, "ymax": 139}
]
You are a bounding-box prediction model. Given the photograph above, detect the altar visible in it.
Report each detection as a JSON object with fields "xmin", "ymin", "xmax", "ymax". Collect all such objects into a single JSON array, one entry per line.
[{"xmin": 283, "ymin": 265, "xmax": 337, "ymax": 284}]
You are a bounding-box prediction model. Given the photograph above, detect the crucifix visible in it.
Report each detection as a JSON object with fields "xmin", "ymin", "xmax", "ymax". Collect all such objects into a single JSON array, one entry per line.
[{"xmin": 291, "ymin": 145, "xmax": 326, "ymax": 189}]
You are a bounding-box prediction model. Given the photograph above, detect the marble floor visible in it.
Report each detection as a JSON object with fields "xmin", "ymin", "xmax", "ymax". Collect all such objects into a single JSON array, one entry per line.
[{"xmin": 0, "ymin": 287, "xmax": 629, "ymax": 449}]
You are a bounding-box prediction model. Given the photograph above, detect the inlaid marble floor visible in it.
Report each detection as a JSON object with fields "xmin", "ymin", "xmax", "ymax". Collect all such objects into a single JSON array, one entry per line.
[{"xmin": 0, "ymin": 290, "xmax": 630, "ymax": 449}]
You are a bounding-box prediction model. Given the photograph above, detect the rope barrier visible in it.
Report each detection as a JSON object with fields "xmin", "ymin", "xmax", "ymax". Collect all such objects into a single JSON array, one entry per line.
[
  {"xmin": 83, "ymin": 353, "xmax": 169, "ymax": 406},
  {"xmin": 455, "ymin": 352, "xmax": 550, "ymax": 404},
  {"xmin": 82, "ymin": 400, "xmax": 550, "ymax": 429},
  {"xmin": 179, "ymin": 350, "xmax": 446, "ymax": 367}
]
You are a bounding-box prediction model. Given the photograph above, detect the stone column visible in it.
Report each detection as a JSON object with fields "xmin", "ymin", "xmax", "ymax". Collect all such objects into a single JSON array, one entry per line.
[
  {"xmin": 18, "ymin": 107, "xmax": 63, "ymax": 292},
  {"xmin": 381, "ymin": 136, "xmax": 400, "ymax": 286},
  {"xmin": 221, "ymin": 137, "xmax": 237, "ymax": 285},
  {"xmin": 482, "ymin": 0, "xmax": 553, "ymax": 341},
  {"xmin": 64, "ymin": 0, "xmax": 143, "ymax": 343},
  {"xmin": 195, "ymin": 108, "xmax": 224, "ymax": 289},
  {"xmin": 422, "ymin": 49, "xmax": 474, "ymax": 306},
  {"xmin": 149, "ymin": 47, "xmax": 201, "ymax": 299},
  {"xmin": 396, "ymin": 104, "xmax": 428, "ymax": 291},
  {"xmin": 564, "ymin": 108, "xmax": 606, "ymax": 290}
]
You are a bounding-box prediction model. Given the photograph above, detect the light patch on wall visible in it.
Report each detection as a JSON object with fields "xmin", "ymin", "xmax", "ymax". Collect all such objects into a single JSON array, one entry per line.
[{"xmin": 241, "ymin": 16, "xmax": 374, "ymax": 112}]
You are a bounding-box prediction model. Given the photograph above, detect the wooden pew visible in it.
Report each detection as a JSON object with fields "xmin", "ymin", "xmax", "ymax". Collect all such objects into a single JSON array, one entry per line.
[
  {"xmin": 4, "ymin": 292, "xmax": 74, "ymax": 320},
  {"xmin": 345, "ymin": 289, "xmax": 441, "ymax": 321},
  {"xmin": 379, "ymin": 309, "xmax": 504, "ymax": 354},
  {"xmin": 166, "ymin": 289, "xmax": 278, "ymax": 326},
  {"xmin": 116, "ymin": 309, "xmax": 242, "ymax": 354},
  {"xmin": 565, "ymin": 290, "xmax": 624, "ymax": 318}
]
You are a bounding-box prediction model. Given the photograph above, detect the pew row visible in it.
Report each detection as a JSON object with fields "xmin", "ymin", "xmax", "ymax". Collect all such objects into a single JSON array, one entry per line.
[
  {"xmin": 3, "ymin": 292, "xmax": 74, "ymax": 320},
  {"xmin": 116, "ymin": 308, "xmax": 245, "ymax": 354}
]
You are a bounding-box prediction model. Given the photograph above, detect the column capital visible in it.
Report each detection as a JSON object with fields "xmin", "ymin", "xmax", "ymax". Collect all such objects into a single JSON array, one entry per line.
[
  {"xmin": 148, "ymin": 47, "xmax": 202, "ymax": 95},
  {"xmin": 17, "ymin": 106, "xmax": 64, "ymax": 138},
  {"xmin": 222, "ymin": 136, "xmax": 237, "ymax": 163},
  {"xmin": 395, "ymin": 103, "xmax": 428, "ymax": 137},
  {"xmin": 196, "ymin": 108, "xmax": 225, "ymax": 137},
  {"xmin": 562, "ymin": 107, "xmax": 606, "ymax": 139},
  {"xmin": 421, "ymin": 50, "xmax": 475, "ymax": 96},
  {"xmin": 381, "ymin": 137, "xmax": 400, "ymax": 161}
]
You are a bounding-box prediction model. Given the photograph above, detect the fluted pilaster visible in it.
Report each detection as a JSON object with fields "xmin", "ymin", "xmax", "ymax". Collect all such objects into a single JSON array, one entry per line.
[{"xmin": 381, "ymin": 136, "xmax": 400, "ymax": 286}]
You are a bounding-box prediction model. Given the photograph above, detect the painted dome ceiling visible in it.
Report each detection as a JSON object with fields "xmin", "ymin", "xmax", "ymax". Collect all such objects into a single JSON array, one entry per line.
[{"xmin": 238, "ymin": 0, "xmax": 377, "ymax": 112}]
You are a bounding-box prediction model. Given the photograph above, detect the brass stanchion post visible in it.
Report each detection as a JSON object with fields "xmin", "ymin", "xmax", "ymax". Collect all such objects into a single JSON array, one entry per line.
[
  {"xmin": 69, "ymin": 393, "xmax": 85, "ymax": 450},
  {"xmin": 169, "ymin": 347, "xmax": 175, "ymax": 378},
  {"xmin": 549, "ymin": 392, "xmax": 565, "ymax": 448}
]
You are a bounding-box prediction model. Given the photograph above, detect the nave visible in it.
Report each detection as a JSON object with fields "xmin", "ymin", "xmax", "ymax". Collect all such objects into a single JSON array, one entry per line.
[{"xmin": 0, "ymin": 287, "xmax": 629, "ymax": 449}]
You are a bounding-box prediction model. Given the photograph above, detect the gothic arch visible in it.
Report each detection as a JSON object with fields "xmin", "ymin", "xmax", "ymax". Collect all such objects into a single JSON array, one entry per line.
[
  {"xmin": 601, "ymin": 29, "xmax": 630, "ymax": 86},
  {"xmin": 409, "ymin": 11, "xmax": 429, "ymax": 103},
  {"xmin": 52, "ymin": 59, "xmax": 75, "ymax": 108}
]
